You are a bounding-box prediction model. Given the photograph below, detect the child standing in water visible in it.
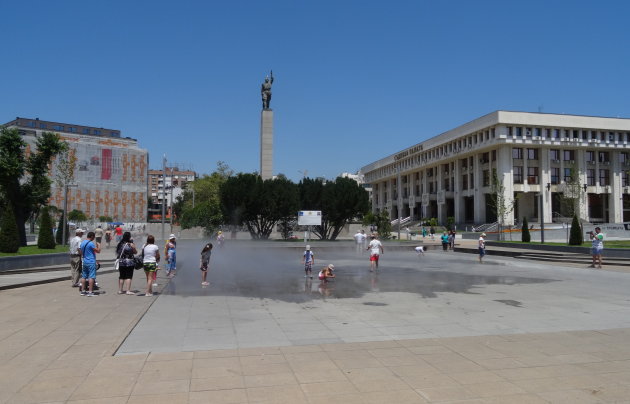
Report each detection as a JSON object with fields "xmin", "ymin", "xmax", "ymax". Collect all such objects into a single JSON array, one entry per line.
[
  {"xmin": 164, "ymin": 234, "xmax": 177, "ymax": 277},
  {"xmin": 200, "ymin": 243, "xmax": 212, "ymax": 286},
  {"xmin": 302, "ymin": 245, "xmax": 315, "ymax": 279}
]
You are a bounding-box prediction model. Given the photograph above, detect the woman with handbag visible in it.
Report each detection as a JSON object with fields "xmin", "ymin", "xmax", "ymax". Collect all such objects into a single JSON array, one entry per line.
[
  {"xmin": 116, "ymin": 232, "xmax": 137, "ymax": 295},
  {"xmin": 141, "ymin": 235, "xmax": 160, "ymax": 296}
]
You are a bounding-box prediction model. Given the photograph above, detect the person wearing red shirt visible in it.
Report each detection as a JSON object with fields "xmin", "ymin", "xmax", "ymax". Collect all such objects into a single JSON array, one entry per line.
[{"xmin": 115, "ymin": 225, "xmax": 123, "ymax": 243}]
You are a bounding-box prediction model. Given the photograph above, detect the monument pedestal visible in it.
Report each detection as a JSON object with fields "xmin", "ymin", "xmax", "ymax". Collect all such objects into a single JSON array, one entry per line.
[{"xmin": 260, "ymin": 109, "xmax": 274, "ymax": 180}]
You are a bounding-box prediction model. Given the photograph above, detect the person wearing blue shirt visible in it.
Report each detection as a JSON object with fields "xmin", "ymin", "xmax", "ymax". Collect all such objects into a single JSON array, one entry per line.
[{"xmin": 79, "ymin": 231, "xmax": 101, "ymax": 296}]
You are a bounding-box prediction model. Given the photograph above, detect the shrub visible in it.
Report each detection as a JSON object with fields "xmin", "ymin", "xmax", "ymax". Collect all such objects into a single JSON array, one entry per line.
[
  {"xmin": 374, "ymin": 211, "xmax": 392, "ymax": 240},
  {"xmin": 38, "ymin": 207, "xmax": 56, "ymax": 249},
  {"xmin": 55, "ymin": 211, "xmax": 69, "ymax": 245},
  {"xmin": 446, "ymin": 216, "xmax": 455, "ymax": 231},
  {"xmin": 569, "ymin": 215, "xmax": 583, "ymax": 245},
  {"xmin": 0, "ymin": 204, "xmax": 21, "ymax": 253},
  {"xmin": 521, "ymin": 217, "xmax": 531, "ymax": 242}
]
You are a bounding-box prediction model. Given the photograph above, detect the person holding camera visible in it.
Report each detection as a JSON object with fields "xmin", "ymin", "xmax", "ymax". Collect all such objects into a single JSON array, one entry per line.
[
  {"xmin": 79, "ymin": 231, "xmax": 101, "ymax": 296},
  {"xmin": 589, "ymin": 227, "xmax": 604, "ymax": 269}
]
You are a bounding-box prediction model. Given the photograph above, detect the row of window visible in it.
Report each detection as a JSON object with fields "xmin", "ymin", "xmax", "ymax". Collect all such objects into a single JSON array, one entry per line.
[
  {"xmin": 513, "ymin": 148, "xmax": 630, "ymax": 164},
  {"xmin": 376, "ymin": 168, "xmax": 629, "ymax": 203},
  {"xmin": 507, "ymin": 126, "xmax": 630, "ymax": 143},
  {"xmin": 373, "ymin": 148, "xmax": 630, "ymax": 193},
  {"xmin": 24, "ymin": 120, "xmax": 119, "ymax": 137},
  {"xmin": 368, "ymin": 123, "xmax": 630, "ymax": 183},
  {"xmin": 382, "ymin": 167, "xmax": 621, "ymax": 194}
]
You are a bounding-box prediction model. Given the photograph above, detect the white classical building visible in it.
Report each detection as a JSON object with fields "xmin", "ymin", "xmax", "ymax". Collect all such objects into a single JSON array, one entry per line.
[{"xmin": 360, "ymin": 111, "xmax": 630, "ymax": 226}]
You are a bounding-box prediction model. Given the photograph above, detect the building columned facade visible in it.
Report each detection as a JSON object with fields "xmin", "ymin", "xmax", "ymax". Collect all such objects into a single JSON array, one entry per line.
[
  {"xmin": 360, "ymin": 111, "xmax": 630, "ymax": 226},
  {"xmin": 4, "ymin": 117, "xmax": 148, "ymax": 222}
]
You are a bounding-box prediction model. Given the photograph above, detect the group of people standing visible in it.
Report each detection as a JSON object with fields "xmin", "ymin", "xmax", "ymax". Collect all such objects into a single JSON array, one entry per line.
[
  {"xmin": 69, "ymin": 230, "xmax": 181, "ymax": 297},
  {"xmin": 69, "ymin": 228, "xmax": 101, "ymax": 296},
  {"xmin": 70, "ymin": 229, "xmax": 220, "ymax": 296},
  {"xmin": 115, "ymin": 233, "xmax": 178, "ymax": 296},
  {"xmin": 440, "ymin": 230, "xmax": 457, "ymax": 251}
]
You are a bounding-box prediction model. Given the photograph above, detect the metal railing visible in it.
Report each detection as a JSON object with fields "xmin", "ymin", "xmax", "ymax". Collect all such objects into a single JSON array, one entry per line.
[
  {"xmin": 474, "ymin": 221, "xmax": 498, "ymax": 232},
  {"xmin": 552, "ymin": 211, "xmax": 572, "ymax": 224},
  {"xmin": 391, "ymin": 216, "xmax": 412, "ymax": 226}
]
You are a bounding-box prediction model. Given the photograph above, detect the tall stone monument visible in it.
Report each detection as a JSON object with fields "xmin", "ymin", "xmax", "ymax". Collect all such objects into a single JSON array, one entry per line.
[{"xmin": 260, "ymin": 70, "xmax": 274, "ymax": 180}]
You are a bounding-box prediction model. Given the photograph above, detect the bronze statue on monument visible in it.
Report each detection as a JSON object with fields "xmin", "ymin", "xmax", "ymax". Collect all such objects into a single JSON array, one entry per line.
[{"xmin": 261, "ymin": 70, "xmax": 274, "ymax": 110}]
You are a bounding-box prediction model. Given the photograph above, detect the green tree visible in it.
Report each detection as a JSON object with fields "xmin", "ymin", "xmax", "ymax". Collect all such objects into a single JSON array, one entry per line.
[
  {"xmin": 521, "ymin": 216, "xmax": 531, "ymax": 242},
  {"xmin": 37, "ymin": 207, "xmax": 56, "ymax": 249},
  {"xmin": 0, "ymin": 128, "xmax": 66, "ymax": 246},
  {"xmin": 221, "ymin": 173, "xmax": 299, "ymax": 239},
  {"xmin": 569, "ymin": 214, "xmax": 583, "ymax": 245},
  {"xmin": 487, "ymin": 170, "xmax": 519, "ymax": 241},
  {"xmin": 68, "ymin": 209, "xmax": 87, "ymax": 223},
  {"xmin": 298, "ymin": 177, "xmax": 369, "ymax": 240},
  {"xmin": 446, "ymin": 216, "xmax": 455, "ymax": 231},
  {"xmin": 99, "ymin": 215, "xmax": 113, "ymax": 222},
  {"xmin": 363, "ymin": 210, "xmax": 393, "ymax": 240},
  {"xmin": 55, "ymin": 210, "xmax": 69, "ymax": 245},
  {"xmin": 177, "ymin": 163, "xmax": 228, "ymax": 235},
  {"xmin": 0, "ymin": 203, "xmax": 20, "ymax": 253},
  {"xmin": 278, "ymin": 218, "xmax": 298, "ymax": 240},
  {"xmin": 558, "ymin": 168, "xmax": 585, "ymax": 219}
]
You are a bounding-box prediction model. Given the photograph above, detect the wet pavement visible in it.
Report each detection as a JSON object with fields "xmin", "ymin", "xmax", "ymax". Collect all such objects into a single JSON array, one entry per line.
[
  {"xmin": 159, "ymin": 241, "xmax": 557, "ymax": 301},
  {"xmin": 116, "ymin": 240, "xmax": 630, "ymax": 354}
]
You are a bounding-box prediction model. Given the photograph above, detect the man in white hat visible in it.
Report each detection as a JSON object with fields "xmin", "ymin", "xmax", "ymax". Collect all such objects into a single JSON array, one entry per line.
[{"xmin": 69, "ymin": 228, "xmax": 84, "ymax": 287}]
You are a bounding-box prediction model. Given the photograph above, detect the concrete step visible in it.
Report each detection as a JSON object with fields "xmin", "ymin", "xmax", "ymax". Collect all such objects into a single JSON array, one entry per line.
[
  {"xmin": 454, "ymin": 247, "xmax": 630, "ymax": 267},
  {"xmin": 514, "ymin": 255, "xmax": 630, "ymax": 266},
  {"xmin": 0, "ymin": 258, "xmax": 116, "ymax": 275}
]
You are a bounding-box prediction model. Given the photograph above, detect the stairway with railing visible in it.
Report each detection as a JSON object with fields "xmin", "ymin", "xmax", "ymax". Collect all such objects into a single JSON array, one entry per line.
[
  {"xmin": 473, "ymin": 221, "xmax": 498, "ymax": 232},
  {"xmin": 552, "ymin": 211, "xmax": 572, "ymax": 224},
  {"xmin": 391, "ymin": 216, "xmax": 412, "ymax": 227}
]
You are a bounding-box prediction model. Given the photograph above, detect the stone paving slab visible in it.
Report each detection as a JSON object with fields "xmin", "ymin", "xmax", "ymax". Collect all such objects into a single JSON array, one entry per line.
[{"xmin": 2, "ymin": 242, "xmax": 630, "ymax": 403}]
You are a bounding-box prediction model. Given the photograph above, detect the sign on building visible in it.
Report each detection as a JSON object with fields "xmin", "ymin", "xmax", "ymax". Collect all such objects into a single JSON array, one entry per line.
[{"xmin": 298, "ymin": 210, "xmax": 322, "ymax": 226}]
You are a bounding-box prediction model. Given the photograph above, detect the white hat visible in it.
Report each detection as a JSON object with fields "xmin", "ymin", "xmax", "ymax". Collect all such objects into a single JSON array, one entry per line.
[
  {"xmin": 169, "ymin": 234, "xmax": 176, "ymax": 239},
  {"xmin": 327, "ymin": 264, "xmax": 335, "ymax": 270},
  {"xmin": 76, "ymin": 228, "xmax": 84, "ymax": 234},
  {"xmin": 480, "ymin": 233, "xmax": 486, "ymax": 237},
  {"xmin": 305, "ymin": 245, "xmax": 311, "ymax": 250}
]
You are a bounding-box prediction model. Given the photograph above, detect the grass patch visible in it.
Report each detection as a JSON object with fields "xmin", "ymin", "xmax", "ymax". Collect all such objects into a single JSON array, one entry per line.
[
  {"xmin": 0, "ymin": 245, "xmax": 67, "ymax": 257},
  {"xmin": 494, "ymin": 240, "xmax": 630, "ymax": 249}
]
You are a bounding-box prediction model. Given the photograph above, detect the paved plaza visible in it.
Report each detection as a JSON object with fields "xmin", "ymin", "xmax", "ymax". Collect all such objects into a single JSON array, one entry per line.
[{"xmin": 1, "ymin": 240, "xmax": 630, "ymax": 403}]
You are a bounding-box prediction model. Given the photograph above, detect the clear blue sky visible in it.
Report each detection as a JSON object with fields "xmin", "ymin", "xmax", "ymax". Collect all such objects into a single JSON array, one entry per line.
[{"xmin": 2, "ymin": 0, "xmax": 629, "ymax": 182}]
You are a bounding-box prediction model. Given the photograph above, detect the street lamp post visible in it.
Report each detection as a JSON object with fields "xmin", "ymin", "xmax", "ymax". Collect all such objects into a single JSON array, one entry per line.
[
  {"xmin": 161, "ymin": 155, "xmax": 166, "ymax": 243},
  {"xmin": 397, "ymin": 164, "xmax": 402, "ymax": 241},
  {"xmin": 539, "ymin": 192, "xmax": 545, "ymax": 244},
  {"xmin": 170, "ymin": 167, "xmax": 174, "ymax": 234}
]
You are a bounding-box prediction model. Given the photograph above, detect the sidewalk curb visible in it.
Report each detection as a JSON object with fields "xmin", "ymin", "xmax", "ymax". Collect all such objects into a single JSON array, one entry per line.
[{"xmin": 0, "ymin": 269, "xmax": 117, "ymax": 291}]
